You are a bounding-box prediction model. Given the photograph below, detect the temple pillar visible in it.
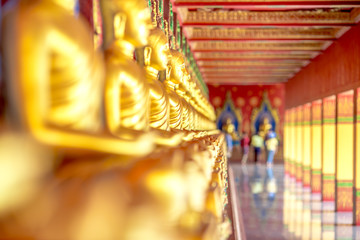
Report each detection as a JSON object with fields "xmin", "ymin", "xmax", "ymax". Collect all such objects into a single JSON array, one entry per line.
[
  {"xmin": 295, "ymin": 106, "xmax": 303, "ymax": 186},
  {"xmin": 336, "ymin": 90, "xmax": 354, "ymax": 225},
  {"xmin": 311, "ymin": 100, "xmax": 322, "ymax": 197},
  {"xmin": 356, "ymin": 88, "xmax": 360, "ymax": 225}
]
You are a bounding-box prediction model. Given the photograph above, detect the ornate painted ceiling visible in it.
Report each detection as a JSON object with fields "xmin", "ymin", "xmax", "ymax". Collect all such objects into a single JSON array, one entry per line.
[{"xmin": 172, "ymin": 0, "xmax": 360, "ymax": 84}]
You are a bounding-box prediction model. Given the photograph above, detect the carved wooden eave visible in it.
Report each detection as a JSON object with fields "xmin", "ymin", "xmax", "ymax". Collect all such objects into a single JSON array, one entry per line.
[
  {"xmin": 198, "ymin": 59, "xmax": 309, "ymax": 67},
  {"xmin": 194, "ymin": 51, "xmax": 320, "ymax": 60},
  {"xmin": 181, "ymin": 9, "xmax": 358, "ymax": 26},
  {"xmin": 174, "ymin": 0, "xmax": 360, "ymax": 85}
]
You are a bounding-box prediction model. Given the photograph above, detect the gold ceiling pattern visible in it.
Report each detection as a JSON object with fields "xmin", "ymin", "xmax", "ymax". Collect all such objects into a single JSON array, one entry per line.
[
  {"xmin": 198, "ymin": 59, "xmax": 309, "ymax": 67},
  {"xmin": 184, "ymin": 10, "xmax": 354, "ymax": 25},
  {"xmin": 175, "ymin": 2, "xmax": 360, "ymax": 84},
  {"xmin": 191, "ymin": 40, "xmax": 331, "ymax": 51},
  {"xmin": 187, "ymin": 27, "xmax": 342, "ymax": 40}
]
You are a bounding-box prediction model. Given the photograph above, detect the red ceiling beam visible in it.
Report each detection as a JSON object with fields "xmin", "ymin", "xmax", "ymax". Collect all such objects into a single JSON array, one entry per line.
[
  {"xmin": 193, "ymin": 49, "xmax": 323, "ymax": 52},
  {"xmin": 174, "ymin": 1, "xmax": 360, "ymax": 7},
  {"xmin": 182, "ymin": 23, "xmax": 356, "ymax": 27},
  {"xmin": 188, "ymin": 38, "xmax": 337, "ymax": 41},
  {"xmin": 197, "ymin": 58, "xmax": 313, "ymax": 61}
]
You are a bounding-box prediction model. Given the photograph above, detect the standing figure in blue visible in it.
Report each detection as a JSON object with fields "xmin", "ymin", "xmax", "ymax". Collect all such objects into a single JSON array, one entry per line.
[{"xmin": 265, "ymin": 130, "xmax": 279, "ymax": 167}]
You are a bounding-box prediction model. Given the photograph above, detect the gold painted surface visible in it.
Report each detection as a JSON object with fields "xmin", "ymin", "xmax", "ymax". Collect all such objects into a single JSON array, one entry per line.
[
  {"xmin": 195, "ymin": 51, "xmax": 319, "ymax": 60},
  {"xmin": 184, "ymin": 10, "xmax": 353, "ymax": 24},
  {"xmin": 188, "ymin": 27, "xmax": 339, "ymax": 40},
  {"xmin": 192, "ymin": 41, "xmax": 328, "ymax": 51}
]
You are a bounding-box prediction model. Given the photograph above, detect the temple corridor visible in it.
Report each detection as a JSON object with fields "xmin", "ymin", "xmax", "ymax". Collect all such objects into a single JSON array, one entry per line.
[{"xmin": 232, "ymin": 164, "xmax": 360, "ymax": 240}]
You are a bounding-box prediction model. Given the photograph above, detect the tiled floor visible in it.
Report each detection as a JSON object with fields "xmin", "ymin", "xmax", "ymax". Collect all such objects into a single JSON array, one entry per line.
[{"xmin": 231, "ymin": 164, "xmax": 360, "ymax": 240}]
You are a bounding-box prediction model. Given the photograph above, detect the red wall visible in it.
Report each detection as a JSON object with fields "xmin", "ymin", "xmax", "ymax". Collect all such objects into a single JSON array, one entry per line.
[
  {"xmin": 208, "ymin": 84, "xmax": 285, "ymax": 137},
  {"xmin": 285, "ymin": 24, "xmax": 360, "ymax": 109}
]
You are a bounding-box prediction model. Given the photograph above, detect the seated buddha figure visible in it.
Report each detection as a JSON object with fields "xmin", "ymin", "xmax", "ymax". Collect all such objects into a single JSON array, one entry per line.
[
  {"xmin": 142, "ymin": 28, "xmax": 183, "ymax": 145},
  {"xmin": 165, "ymin": 50, "xmax": 184, "ymax": 130},
  {"xmin": 1, "ymin": 0, "xmax": 153, "ymax": 156},
  {"xmin": 175, "ymin": 81, "xmax": 190, "ymax": 131},
  {"xmin": 259, "ymin": 116, "xmax": 272, "ymax": 139},
  {"xmin": 101, "ymin": 0, "xmax": 155, "ymax": 141}
]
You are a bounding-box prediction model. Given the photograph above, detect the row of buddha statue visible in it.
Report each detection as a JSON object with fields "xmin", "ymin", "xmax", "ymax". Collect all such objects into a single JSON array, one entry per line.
[
  {"xmin": 1, "ymin": 0, "xmax": 216, "ymax": 158},
  {"xmin": 0, "ymin": 0, "xmax": 230, "ymax": 239}
]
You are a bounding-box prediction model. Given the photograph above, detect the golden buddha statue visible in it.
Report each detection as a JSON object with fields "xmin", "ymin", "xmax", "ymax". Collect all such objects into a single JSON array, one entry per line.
[
  {"xmin": 1, "ymin": 0, "xmax": 153, "ymax": 156},
  {"xmin": 259, "ymin": 116, "xmax": 272, "ymax": 138},
  {"xmin": 165, "ymin": 50, "xmax": 184, "ymax": 130},
  {"xmin": 101, "ymin": 0, "xmax": 154, "ymax": 140},
  {"xmin": 144, "ymin": 28, "xmax": 170, "ymax": 130},
  {"xmin": 138, "ymin": 28, "xmax": 183, "ymax": 146}
]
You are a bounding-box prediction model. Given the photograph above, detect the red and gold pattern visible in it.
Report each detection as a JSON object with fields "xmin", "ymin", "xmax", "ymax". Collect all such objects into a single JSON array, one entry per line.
[
  {"xmin": 323, "ymin": 95, "xmax": 336, "ymax": 121},
  {"xmin": 303, "ymin": 168, "xmax": 311, "ymax": 187},
  {"xmin": 312, "ymin": 100, "xmax": 322, "ymax": 123},
  {"xmin": 182, "ymin": 9, "xmax": 354, "ymax": 25},
  {"xmin": 356, "ymin": 190, "xmax": 360, "ymax": 225},
  {"xmin": 338, "ymin": 90, "xmax": 354, "ymax": 122},
  {"xmin": 304, "ymin": 104, "xmax": 311, "ymax": 123},
  {"xmin": 311, "ymin": 171, "xmax": 322, "ymax": 193},
  {"xmin": 337, "ymin": 181, "xmax": 353, "ymax": 212},
  {"xmin": 322, "ymin": 176, "xmax": 335, "ymax": 201}
]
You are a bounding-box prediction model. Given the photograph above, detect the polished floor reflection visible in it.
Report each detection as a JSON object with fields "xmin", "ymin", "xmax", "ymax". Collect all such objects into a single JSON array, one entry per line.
[{"xmin": 232, "ymin": 164, "xmax": 360, "ymax": 240}]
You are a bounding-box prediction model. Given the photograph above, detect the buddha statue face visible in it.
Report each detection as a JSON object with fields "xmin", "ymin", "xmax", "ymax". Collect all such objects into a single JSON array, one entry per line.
[
  {"xmin": 101, "ymin": 0, "xmax": 152, "ymax": 49},
  {"xmin": 168, "ymin": 50, "xmax": 185, "ymax": 85},
  {"xmin": 145, "ymin": 28, "xmax": 170, "ymax": 70}
]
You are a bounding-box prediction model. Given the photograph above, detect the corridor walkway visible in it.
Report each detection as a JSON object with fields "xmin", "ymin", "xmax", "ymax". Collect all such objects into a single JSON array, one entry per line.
[{"xmin": 232, "ymin": 164, "xmax": 360, "ymax": 240}]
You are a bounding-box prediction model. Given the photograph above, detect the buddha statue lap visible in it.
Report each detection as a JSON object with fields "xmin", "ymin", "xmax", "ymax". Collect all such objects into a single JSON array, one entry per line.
[{"xmin": 165, "ymin": 50, "xmax": 184, "ymax": 130}]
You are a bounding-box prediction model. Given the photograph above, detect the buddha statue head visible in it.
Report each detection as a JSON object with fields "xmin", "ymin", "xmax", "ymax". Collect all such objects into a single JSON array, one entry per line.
[
  {"xmin": 144, "ymin": 28, "xmax": 170, "ymax": 70},
  {"xmin": 168, "ymin": 50, "xmax": 185, "ymax": 85},
  {"xmin": 101, "ymin": 0, "xmax": 152, "ymax": 50},
  {"xmin": 53, "ymin": 0, "xmax": 77, "ymax": 12}
]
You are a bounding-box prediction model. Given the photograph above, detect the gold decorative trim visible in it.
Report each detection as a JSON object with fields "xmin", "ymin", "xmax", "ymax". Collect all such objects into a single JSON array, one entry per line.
[
  {"xmin": 192, "ymin": 41, "xmax": 328, "ymax": 51},
  {"xmin": 184, "ymin": 10, "xmax": 353, "ymax": 24},
  {"xmin": 195, "ymin": 51, "xmax": 318, "ymax": 60},
  {"xmin": 198, "ymin": 59, "xmax": 308, "ymax": 67},
  {"xmin": 187, "ymin": 27, "xmax": 339, "ymax": 40},
  {"xmin": 250, "ymin": 91, "xmax": 280, "ymax": 137}
]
